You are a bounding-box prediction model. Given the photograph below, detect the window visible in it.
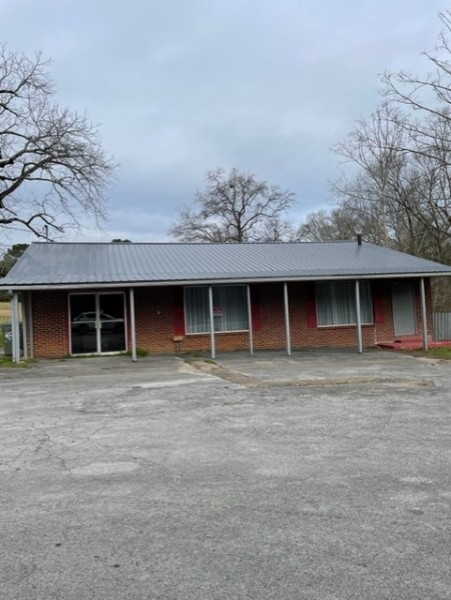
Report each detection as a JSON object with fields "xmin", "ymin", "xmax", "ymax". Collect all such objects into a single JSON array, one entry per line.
[
  {"xmin": 185, "ymin": 286, "xmax": 249, "ymax": 333},
  {"xmin": 316, "ymin": 281, "xmax": 373, "ymax": 326}
]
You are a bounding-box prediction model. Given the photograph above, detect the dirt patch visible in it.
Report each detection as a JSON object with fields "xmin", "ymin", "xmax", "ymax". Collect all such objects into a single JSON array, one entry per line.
[
  {"xmin": 187, "ymin": 359, "xmax": 257, "ymax": 386},
  {"xmin": 189, "ymin": 359, "xmax": 433, "ymax": 389}
]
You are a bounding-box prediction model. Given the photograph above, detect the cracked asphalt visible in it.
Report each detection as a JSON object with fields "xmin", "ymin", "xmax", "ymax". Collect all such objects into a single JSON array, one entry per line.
[{"xmin": 1, "ymin": 350, "xmax": 451, "ymax": 600}]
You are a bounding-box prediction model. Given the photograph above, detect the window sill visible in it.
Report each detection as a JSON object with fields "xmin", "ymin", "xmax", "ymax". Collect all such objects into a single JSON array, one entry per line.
[
  {"xmin": 317, "ymin": 323, "xmax": 374, "ymax": 329},
  {"xmin": 186, "ymin": 330, "xmax": 250, "ymax": 336}
]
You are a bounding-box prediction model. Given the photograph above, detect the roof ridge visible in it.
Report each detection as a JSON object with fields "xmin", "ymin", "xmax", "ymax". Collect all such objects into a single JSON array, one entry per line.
[{"xmin": 31, "ymin": 240, "xmax": 359, "ymax": 246}]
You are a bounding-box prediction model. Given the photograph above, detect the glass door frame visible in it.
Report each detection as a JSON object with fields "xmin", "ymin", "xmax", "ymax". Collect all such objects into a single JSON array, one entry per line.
[{"xmin": 68, "ymin": 291, "xmax": 128, "ymax": 355}]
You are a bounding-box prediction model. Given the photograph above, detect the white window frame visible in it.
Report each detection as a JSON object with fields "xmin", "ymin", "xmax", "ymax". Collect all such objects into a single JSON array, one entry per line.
[
  {"xmin": 184, "ymin": 285, "xmax": 250, "ymax": 335},
  {"xmin": 316, "ymin": 281, "xmax": 373, "ymax": 327}
]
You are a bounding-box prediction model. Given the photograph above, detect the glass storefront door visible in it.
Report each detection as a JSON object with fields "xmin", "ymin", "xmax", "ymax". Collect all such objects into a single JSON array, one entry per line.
[{"xmin": 70, "ymin": 293, "xmax": 126, "ymax": 355}]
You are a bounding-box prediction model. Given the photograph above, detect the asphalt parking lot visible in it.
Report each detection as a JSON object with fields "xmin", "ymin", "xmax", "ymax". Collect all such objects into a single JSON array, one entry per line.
[{"xmin": 1, "ymin": 350, "xmax": 451, "ymax": 600}]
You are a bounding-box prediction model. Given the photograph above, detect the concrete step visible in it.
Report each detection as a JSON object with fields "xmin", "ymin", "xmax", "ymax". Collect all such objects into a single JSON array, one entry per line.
[{"xmin": 378, "ymin": 338, "xmax": 451, "ymax": 350}]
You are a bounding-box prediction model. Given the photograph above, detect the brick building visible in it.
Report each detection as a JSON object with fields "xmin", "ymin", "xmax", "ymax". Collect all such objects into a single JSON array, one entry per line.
[{"xmin": 2, "ymin": 240, "xmax": 451, "ymax": 361}]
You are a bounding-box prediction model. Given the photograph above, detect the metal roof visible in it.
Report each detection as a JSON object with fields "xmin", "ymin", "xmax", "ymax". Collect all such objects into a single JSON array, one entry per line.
[{"xmin": 2, "ymin": 241, "xmax": 451, "ymax": 290}]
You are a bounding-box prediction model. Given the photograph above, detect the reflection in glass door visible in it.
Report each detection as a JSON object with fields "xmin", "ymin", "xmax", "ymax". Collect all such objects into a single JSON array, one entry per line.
[
  {"xmin": 99, "ymin": 293, "xmax": 126, "ymax": 353},
  {"xmin": 70, "ymin": 294, "xmax": 97, "ymax": 354},
  {"xmin": 70, "ymin": 293, "xmax": 126, "ymax": 355}
]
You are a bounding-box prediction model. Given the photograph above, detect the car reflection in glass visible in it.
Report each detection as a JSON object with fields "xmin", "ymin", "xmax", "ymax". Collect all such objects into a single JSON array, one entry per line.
[{"xmin": 71, "ymin": 312, "xmax": 124, "ymax": 335}]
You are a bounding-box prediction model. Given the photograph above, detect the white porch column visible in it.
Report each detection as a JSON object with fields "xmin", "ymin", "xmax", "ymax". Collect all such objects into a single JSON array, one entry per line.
[
  {"xmin": 129, "ymin": 288, "xmax": 137, "ymax": 362},
  {"xmin": 420, "ymin": 278, "xmax": 429, "ymax": 351},
  {"xmin": 28, "ymin": 291, "xmax": 34, "ymax": 359},
  {"xmin": 247, "ymin": 285, "xmax": 254, "ymax": 357},
  {"xmin": 355, "ymin": 280, "xmax": 363, "ymax": 354},
  {"xmin": 21, "ymin": 293, "xmax": 28, "ymax": 360},
  {"xmin": 11, "ymin": 291, "xmax": 20, "ymax": 363},
  {"xmin": 283, "ymin": 282, "xmax": 291, "ymax": 356},
  {"xmin": 208, "ymin": 286, "xmax": 216, "ymax": 359}
]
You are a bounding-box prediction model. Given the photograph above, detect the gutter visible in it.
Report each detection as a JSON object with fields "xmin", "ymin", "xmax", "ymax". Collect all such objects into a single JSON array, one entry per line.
[{"xmin": 2, "ymin": 271, "xmax": 451, "ymax": 292}]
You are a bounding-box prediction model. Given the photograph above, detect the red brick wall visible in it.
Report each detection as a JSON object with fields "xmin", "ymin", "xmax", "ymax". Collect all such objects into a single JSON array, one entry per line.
[
  {"xmin": 30, "ymin": 291, "xmax": 70, "ymax": 358},
  {"xmin": 134, "ymin": 287, "xmax": 179, "ymax": 353},
  {"xmin": 28, "ymin": 279, "xmax": 434, "ymax": 358}
]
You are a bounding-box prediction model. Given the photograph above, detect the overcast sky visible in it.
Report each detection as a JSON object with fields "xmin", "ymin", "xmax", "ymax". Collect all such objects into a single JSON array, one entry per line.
[{"xmin": 1, "ymin": 0, "xmax": 449, "ymax": 243}]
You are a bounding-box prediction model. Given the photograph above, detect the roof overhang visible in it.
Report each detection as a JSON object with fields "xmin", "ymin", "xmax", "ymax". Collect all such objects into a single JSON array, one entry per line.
[{"xmin": 2, "ymin": 271, "xmax": 451, "ymax": 292}]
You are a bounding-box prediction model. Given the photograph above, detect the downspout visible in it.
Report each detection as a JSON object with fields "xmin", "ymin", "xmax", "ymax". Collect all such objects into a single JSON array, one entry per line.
[
  {"xmin": 129, "ymin": 288, "xmax": 137, "ymax": 362},
  {"xmin": 11, "ymin": 291, "xmax": 20, "ymax": 363},
  {"xmin": 208, "ymin": 286, "xmax": 216, "ymax": 360},
  {"xmin": 8, "ymin": 290, "xmax": 15, "ymax": 361},
  {"xmin": 21, "ymin": 293, "xmax": 28, "ymax": 360},
  {"xmin": 247, "ymin": 284, "xmax": 254, "ymax": 357},
  {"xmin": 355, "ymin": 280, "xmax": 363, "ymax": 354},
  {"xmin": 28, "ymin": 291, "xmax": 34, "ymax": 359},
  {"xmin": 420, "ymin": 278, "xmax": 429, "ymax": 351},
  {"xmin": 283, "ymin": 282, "xmax": 291, "ymax": 356}
]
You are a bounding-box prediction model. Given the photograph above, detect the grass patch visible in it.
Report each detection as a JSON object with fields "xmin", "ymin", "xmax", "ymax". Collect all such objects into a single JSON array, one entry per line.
[
  {"xmin": 123, "ymin": 348, "xmax": 149, "ymax": 357},
  {"xmin": 408, "ymin": 346, "xmax": 451, "ymax": 360},
  {"xmin": 429, "ymin": 347, "xmax": 451, "ymax": 359},
  {"xmin": 0, "ymin": 356, "xmax": 35, "ymax": 368},
  {"xmin": 182, "ymin": 351, "xmax": 217, "ymax": 365},
  {"xmin": 182, "ymin": 351, "xmax": 207, "ymax": 359}
]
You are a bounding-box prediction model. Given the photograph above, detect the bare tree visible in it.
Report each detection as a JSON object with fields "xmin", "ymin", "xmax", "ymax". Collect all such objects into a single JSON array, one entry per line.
[
  {"xmin": 296, "ymin": 208, "xmax": 360, "ymax": 242},
  {"xmin": 0, "ymin": 45, "xmax": 116, "ymax": 239},
  {"xmin": 321, "ymin": 12, "xmax": 451, "ymax": 258},
  {"xmin": 256, "ymin": 216, "xmax": 296, "ymax": 242},
  {"xmin": 169, "ymin": 168, "xmax": 294, "ymax": 242},
  {"xmin": 376, "ymin": 10, "xmax": 451, "ymax": 245},
  {"xmin": 330, "ymin": 100, "xmax": 451, "ymax": 262},
  {"xmin": 381, "ymin": 10, "xmax": 451, "ymax": 156},
  {"xmin": 295, "ymin": 12, "xmax": 451, "ymax": 307}
]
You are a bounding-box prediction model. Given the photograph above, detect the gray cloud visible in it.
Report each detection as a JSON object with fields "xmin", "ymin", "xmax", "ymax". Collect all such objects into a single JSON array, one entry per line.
[{"xmin": 1, "ymin": 0, "xmax": 448, "ymax": 243}]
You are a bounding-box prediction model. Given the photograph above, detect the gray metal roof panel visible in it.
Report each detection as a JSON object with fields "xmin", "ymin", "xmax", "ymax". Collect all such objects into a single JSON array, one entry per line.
[{"xmin": 2, "ymin": 241, "xmax": 451, "ymax": 288}]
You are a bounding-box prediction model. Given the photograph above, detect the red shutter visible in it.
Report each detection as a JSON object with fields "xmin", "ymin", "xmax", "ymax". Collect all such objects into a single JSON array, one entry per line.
[
  {"xmin": 250, "ymin": 287, "xmax": 262, "ymax": 331},
  {"xmin": 306, "ymin": 284, "xmax": 317, "ymax": 328},
  {"xmin": 173, "ymin": 289, "xmax": 185, "ymax": 335},
  {"xmin": 251, "ymin": 302, "xmax": 262, "ymax": 331},
  {"xmin": 373, "ymin": 287, "xmax": 385, "ymax": 325}
]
